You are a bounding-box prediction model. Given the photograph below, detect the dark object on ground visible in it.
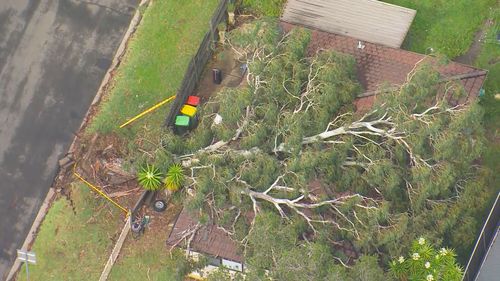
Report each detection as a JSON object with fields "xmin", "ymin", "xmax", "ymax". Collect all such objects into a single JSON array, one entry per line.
[
  {"xmin": 131, "ymin": 216, "xmax": 150, "ymax": 238},
  {"xmin": 131, "ymin": 221, "xmax": 143, "ymax": 233},
  {"xmin": 144, "ymin": 190, "xmax": 156, "ymax": 206},
  {"xmin": 240, "ymin": 63, "xmax": 248, "ymax": 76},
  {"xmin": 212, "ymin": 68, "xmax": 222, "ymax": 84},
  {"xmin": 153, "ymin": 199, "xmax": 167, "ymax": 212}
]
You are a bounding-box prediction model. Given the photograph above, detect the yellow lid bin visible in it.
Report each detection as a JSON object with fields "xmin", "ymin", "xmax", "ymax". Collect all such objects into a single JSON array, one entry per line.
[{"xmin": 180, "ymin": 104, "xmax": 197, "ymax": 117}]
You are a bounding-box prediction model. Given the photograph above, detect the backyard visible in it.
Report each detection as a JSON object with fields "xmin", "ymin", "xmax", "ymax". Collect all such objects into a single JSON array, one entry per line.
[{"xmin": 387, "ymin": 1, "xmax": 500, "ymax": 244}]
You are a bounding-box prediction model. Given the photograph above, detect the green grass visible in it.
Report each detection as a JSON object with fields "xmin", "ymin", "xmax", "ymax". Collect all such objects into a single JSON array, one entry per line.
[
  {"xmin": 241, "ymin": 0, "xmax": 286, "ymax": 17},
  {"xmin": 16, "ymin": 184, "xmax": 123, "ymax": 281},
  {"xmin": 476, "ymin": 5, "xmax": 500, "ymax": 203},
  {"xmin": 384, "ymin": 0, "xmax": 497, "ymax": 58},
  {"xmin": 107, "ymin": 235, "xmax": 191, "ymax": 281},
  {"xmin": 108, "ymin": 205, "xmax": 193, "ymax": 281},
  {"xmin": 89, "ymin": 0, "xmax": 219, "ymax": 135}
]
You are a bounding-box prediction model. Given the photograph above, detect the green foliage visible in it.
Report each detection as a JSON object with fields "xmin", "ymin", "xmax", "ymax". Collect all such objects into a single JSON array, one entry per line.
[
  {"xmin": 241, "ymin": 0, "xmax": 286, "ymax": 17},
  {"xmin": 181, "ymin": 21, "xmax": 487, "ymax": 277},
  {"xmin": 390, "ymin": 238, "xmax": 463, "ymax": 281},
  {"xmin": 164, "ymin": 164, "xmax": 185, "ymax": 192},
  {"xmin": 244, "ymin": 212, "xmax": 389, "ymax": 280},
  {"xmin": 383, "ymin": 0, "xmax": 497, "ymax": 57},
  {"xmin": 475, "ymin": 10, "xmax": 500, "ymax": 262},
  {"xmin": 476, "ymin": 5, "xmax": 500, "ymax": 98},
  {"xmin": 228, "ymin": 18, "xmax": 281, "ymax": 53},
  {"xmin": 137, "ymin": 163, "xmax": 163, "ymax": 191},
  {"xmin": 350, "ymin": 255, "xmax": 389, "ymax": 281}
]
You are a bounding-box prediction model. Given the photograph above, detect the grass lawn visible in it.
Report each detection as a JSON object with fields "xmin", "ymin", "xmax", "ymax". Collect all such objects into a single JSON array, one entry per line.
[
  {"xmin": 384, "ymin": 0, "xmax": 497, "ymax": 58},
  {"xmin": 16, "ymin": 184, "xmax": 123, "ymax": 281},
  {"xmin": 476, "ymin": 5, "xmax": 500, "ymax": 204},
  {"xmin": 108, "ymin": 205, "xmax": 193, "ymax": 281},
  {"xmin": 241, "ymin": 0, "xmax": 287, "ymax": 17},
  {"xmin": 89, "ymin": 0, "xmax": 219, "ymax": 135}
]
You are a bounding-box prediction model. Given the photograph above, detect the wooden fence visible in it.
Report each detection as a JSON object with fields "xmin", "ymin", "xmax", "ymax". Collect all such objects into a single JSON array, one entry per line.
[
  {"xmin": 164, "ymin": 0, "xmax": 229, "ymax": 127},
  {"xmin": 99, "ymin": 218, "xmax": 131, "ymax": 281}
]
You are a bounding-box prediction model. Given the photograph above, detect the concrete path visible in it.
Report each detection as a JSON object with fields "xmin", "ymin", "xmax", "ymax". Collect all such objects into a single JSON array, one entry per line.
[{"xmin": 0, "ymin": 0, "xmax": 136, "ymax": 278}]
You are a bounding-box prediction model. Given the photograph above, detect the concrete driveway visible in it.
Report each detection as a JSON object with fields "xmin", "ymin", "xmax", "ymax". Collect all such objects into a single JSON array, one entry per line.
[{"xmin": 0, "ymin": 0, "xmax": 136, "ymax": 277}]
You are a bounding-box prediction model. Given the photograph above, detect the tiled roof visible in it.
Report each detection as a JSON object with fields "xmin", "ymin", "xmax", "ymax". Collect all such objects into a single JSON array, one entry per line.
[
  {"xmin": 280, "ymin": 22, "xmax": 487, "ymax": 110},
  {"xmin": 166, "ymin": 207, "xmax": 244, "ymax": 263}
]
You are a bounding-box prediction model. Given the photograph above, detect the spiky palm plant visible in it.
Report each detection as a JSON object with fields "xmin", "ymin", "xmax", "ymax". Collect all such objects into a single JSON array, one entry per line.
[
  {"xmin": 164, "ymin": 164, "xmax": 185, "ymax": 192},
  {"xmin": 137, "ymin": 164, "xmax": 163, "ymax": 191}
]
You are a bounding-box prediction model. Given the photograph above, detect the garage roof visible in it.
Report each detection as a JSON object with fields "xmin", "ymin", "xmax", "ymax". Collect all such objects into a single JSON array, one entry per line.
[{"xmin": 281, "ymin": 0, "xmax": 416, "ymax": 48}]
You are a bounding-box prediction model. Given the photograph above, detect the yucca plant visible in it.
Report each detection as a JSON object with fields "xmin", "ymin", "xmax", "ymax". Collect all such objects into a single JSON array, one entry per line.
[
  {"xmin": 390, "ymin": 237, "xmax": 463, "ymax": 281},
  {"xmin": 137, "ymin": 164, "xmax": 163, "ymax": 191},
  {"xmin": 164, "ymin": 164, "xmax": 185, "ymax": 192}
]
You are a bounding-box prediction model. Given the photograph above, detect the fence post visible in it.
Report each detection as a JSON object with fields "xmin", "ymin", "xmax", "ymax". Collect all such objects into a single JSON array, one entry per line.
[{"xmin": 210, "ymin": 20, "xmax": 215, "ymax": 50}]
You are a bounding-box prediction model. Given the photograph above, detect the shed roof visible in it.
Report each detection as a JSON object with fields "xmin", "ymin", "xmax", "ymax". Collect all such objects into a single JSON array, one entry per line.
[
  {"xmin": 280, "ymin": 22, "xmax": 487, "ymax": 110},
  {"xmin": 281, "ymin": 0, "xmax": 416, "ymax": 48},
  {"xmin": 166, "ymin": 207, "xmax": 244, "ymax": 263}
]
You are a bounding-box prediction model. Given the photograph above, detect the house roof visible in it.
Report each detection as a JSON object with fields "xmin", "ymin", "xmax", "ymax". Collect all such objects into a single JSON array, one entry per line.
[
  {"xmin": 166, "ymin": 207, "xmax": 244, "ymax": 263},
  {"xmin": 281, "ymin": 0, "xmax": 416, "ymax": 48},
  {"xmin": 280, "ymin": 22, "xmax": 488, "ymax": 110}
]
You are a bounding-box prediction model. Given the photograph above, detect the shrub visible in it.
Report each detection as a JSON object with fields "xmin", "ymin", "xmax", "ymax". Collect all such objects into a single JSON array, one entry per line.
[
  {"xmin": 164, "ymin": 164, "xmax": 185, "ymax": 192},
  {"xmin": 390, "ymin": 238, "xmax": 463, "ymax": 281},
  {"xmin": 137, "ymin": 164, "xmax": 163, "ymax": 191}
]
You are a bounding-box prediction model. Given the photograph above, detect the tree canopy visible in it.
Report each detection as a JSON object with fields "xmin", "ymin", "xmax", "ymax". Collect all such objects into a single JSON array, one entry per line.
[{"xmin": 160, "ymin": 20, "xmax": 487, "ymax": 278}]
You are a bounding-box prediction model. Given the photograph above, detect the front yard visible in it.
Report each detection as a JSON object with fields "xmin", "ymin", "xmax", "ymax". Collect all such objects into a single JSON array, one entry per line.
[
  {"xmin": 107, "ymin": 204, "xmax": 191, "ymax": 281},
  {"xmin": 89, "ymin": 0, "xmax": 219, "ymax": 135},
  {"xmin": 14, "ymin": 0, "xmax": 220, "ymax": 280},
  {"xmin": 16, "ymin": 185, "xmax": 122, "ymax": 281}
]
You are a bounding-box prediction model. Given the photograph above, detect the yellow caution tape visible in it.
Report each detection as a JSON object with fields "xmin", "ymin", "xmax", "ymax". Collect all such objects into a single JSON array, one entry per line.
[
  {"xmin": 73, "ymin": 169, "xmax": 130, "ymax": 216},
  {"xmin": 119, "ymin": 95, "xmax": 176, "ymax": 128}
]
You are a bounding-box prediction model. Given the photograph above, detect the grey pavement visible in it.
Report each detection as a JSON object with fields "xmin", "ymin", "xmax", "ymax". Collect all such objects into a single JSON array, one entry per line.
[{"xmin": 0, "ymin": 0, "xmax": 137, "ymax": 278}]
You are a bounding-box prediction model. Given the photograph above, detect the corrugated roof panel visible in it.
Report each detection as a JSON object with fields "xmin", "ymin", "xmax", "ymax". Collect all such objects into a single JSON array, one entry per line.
[{"xmin": 282, "ymin": 0, "xmax": 416, "ymax": 48}]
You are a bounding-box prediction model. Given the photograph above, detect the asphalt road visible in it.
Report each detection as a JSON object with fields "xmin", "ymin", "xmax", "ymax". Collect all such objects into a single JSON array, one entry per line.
[{"xmin": 0, "ymin": 0, "xmax": 136, "ymax": 278}]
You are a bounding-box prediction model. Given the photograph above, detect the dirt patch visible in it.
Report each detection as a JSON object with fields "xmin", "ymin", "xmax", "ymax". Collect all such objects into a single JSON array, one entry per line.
[
  {"xmin": 195, "ymin": 49, "xmax": 245, "ymax": 102},
  {"xmin": 130, "ymin": 193, "xmax": 182, "ymax": 244},
  {"xmin": 51, "ymin": 131, "xmax": 143, "ymax": 214}
]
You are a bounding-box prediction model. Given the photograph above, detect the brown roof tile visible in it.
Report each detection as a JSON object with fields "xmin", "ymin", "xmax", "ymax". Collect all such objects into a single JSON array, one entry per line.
[
  {"xmin": 280, "ymin": 22, "xmax": 487, "ymax": 110},
  {"xmin": 166, "ymin": 208, "xmax": 244, "ymax": 263}
]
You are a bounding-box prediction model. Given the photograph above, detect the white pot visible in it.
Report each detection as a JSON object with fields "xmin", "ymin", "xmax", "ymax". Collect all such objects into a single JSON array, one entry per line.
[
  {"xmin": 219, "ymin": 30, "xmax": 226, "ymax": 43},
  {"xmin": 228, "ymin": 12, "xmax": 235, "ymax": 25}
]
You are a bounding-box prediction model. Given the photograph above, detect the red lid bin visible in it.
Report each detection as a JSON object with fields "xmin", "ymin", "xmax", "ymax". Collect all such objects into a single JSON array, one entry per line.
[{"xmin": 186, "ymin": 96, "xmax": 200, "ymax": 107}]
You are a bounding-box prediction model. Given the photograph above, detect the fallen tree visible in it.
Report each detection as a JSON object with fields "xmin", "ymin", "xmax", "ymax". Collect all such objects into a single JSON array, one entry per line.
[{"xmin": 158, "ymin": 20, "xmax": 486, "ymax": 279}]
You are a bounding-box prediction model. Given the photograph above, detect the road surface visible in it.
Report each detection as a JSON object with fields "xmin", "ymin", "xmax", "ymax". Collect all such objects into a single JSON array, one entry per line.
[{"xmin": 0, "ymin": 0, "xmax": 136, "ymax": 277}]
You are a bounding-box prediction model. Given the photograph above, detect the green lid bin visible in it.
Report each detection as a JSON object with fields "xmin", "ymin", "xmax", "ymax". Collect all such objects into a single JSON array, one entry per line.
[{"xmin": 175, "ymin": 115, "xmax": 190, "ymax": 127}]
